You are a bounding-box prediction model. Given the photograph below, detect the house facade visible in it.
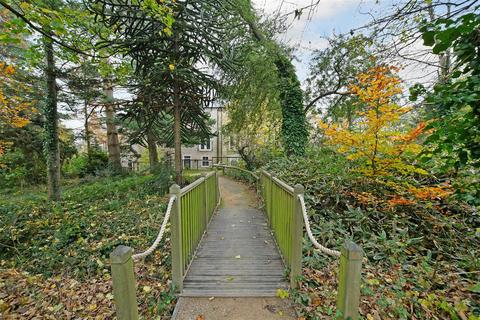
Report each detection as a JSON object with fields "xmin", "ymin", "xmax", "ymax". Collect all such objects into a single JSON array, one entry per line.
[
  {"xmin": 74, "ymin": 104, "xmax": 238, "ymax": 171},
  {"xmin": 164, "ymin": 106, "xmax": 240, "ymax": 170}
]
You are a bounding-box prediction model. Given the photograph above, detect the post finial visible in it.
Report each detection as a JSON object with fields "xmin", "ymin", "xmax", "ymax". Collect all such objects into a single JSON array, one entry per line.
[
  {"xmin": 170, "ymin": 184, "xmax": 181, "ymax": 194},
  {"xmin": 294, "ymin": 184, "xmax": 305, "ymax": 194},
  {"xmin": 110, "ymin": 245, "xmax": 133, "ymax": 264}
]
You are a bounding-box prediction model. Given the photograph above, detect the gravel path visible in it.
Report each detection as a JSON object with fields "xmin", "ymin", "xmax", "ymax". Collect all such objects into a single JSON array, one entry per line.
[{"xmin": 172, "ymin": 297, "xmax": 296, "ymax": 320}]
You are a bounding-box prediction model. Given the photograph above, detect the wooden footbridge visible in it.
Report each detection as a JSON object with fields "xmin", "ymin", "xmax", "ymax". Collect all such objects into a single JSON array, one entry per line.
[{"xmin": 109, "ymin": 166, "xmax": 363, "ymax": 319}]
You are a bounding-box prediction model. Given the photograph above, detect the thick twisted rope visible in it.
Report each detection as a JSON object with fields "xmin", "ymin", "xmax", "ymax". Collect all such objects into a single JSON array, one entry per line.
[
  {"xmin": 132, "ymin": 195, "xmax": 176, "ymax": 261},
  {"xmin": 298, "ymin": 194, "xmax": 341, "ymax": 257}
]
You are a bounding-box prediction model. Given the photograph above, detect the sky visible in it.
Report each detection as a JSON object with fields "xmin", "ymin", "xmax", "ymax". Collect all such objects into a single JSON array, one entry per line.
[{"xmin": 251, "ymin": 0, "xmax": 380, "ymax": 82}]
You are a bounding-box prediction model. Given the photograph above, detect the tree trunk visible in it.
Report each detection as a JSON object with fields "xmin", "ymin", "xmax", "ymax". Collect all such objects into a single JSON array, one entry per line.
[
  {"xmin": 147, "ymin": 130, "xmax": 159, "ymax": 171},
  {"xmin": 173, "ymin": 33, "xmax": 182, "ymax": 185},
  {"xmin": 84, "ymin": 100, "xmax": 91, "ymax": 159},
  {"xmin": 428, "ymin": 4, "xmax": 451, "ymax": 83},
  {"xmin": 43, "ymin": 35, "xmax": 61, "ymax": 201},
  {"xmin": 104, "ymin": 81, "xmax": 122, "ymax": 172},
  {"xmin": 173, "ymin": 82, "xmax": 182, "ymax": 185},
  {"xmin": 439, "ymin": 5, "xmax": 452, "ymax": 83}
]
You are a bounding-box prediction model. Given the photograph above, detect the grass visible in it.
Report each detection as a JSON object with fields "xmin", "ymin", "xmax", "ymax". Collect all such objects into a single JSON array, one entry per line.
[{"xmin": 0, "ymin": 173, "xmax": 176, "ymax": 318}]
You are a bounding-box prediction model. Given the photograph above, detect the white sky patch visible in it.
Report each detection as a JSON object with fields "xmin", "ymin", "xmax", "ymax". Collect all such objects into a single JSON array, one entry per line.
[
  {"xmin": 61, "ymin": 86, "xmax": 132, "ymax": 133},
  {"xmin": 252, "ymin": 0, "xmax": 441, "ymax": 93},
  {"xmin": 251, "ymin": 0, "xmax": 377, "ymax": 82}
]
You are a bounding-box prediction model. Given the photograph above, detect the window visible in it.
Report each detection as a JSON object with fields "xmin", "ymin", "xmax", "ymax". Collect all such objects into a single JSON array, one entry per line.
[
  {"xmin": 199, "ymin": 139, "xmax": 212, "ymax": 151},
  {"xmin": 202, "ymin": 156, "xmax": 209, "ymax": 167},
  {"xmin": 183, "ymin": 155, "xmax": 191, "ymax": 169}
]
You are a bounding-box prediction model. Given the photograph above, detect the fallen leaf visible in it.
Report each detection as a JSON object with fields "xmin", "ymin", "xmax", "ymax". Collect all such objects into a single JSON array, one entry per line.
[
  {"xmin": 276, "ymin": 288, "xmax": 289, "ymax": 299},
  {"xmin": 311, "ymin": 297, "xmax": 321, "ymax": 307},
  {"xmin": 142, "ymin": 286, "xmax": 152, "ymax": 293}
]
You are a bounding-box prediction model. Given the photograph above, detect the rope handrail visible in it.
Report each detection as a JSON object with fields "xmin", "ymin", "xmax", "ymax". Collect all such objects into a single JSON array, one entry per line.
[
  {"xmin": 132, "ymin": 195, "xmax": 176, "ymax": 261},
  {"xmin": 298, "ymin": 194, "xmax": 341, "ymax": 257}
]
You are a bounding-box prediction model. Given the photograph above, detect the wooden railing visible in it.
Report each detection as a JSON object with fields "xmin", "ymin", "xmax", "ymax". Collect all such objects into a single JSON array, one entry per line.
[
  {"xmin": 170, "ymin": 171, "xmax": 219, "ymax": 292},
  {"xmin": 216, "ymin": 164, "xmax": 363, "ymax": 320},
  {"xmin": 110, "ymin": 171, "xmax": 219, "ymax": 320},
  {"xmin": 260, "ymin": 170, "xmax": 304, "ymax": 288}
]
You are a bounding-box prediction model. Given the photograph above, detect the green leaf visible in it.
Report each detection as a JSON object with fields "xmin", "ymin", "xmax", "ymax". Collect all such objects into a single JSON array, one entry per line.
[
  {"xmin": 468, "ymin": 283, "xmax": 480, "ymax": 293},
  {"xmin": 422, "ymin": 31, "xmax": 435, "ymax": 46},
  {"xmin": 432, "ymin": 42, "xmax": 450, "ymax": 54}
]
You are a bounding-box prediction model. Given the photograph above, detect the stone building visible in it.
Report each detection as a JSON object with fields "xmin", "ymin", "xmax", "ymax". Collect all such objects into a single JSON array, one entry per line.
[{"xmin": 163, "ymin": 106, "xmax": 240, "ymax": 170}]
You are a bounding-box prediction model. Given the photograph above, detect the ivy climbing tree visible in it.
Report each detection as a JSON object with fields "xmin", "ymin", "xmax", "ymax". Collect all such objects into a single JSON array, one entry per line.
[
  {"xmin": 234, "ymin": 1, "xmax": 308, "ymax": 157},
  {"xmin": 0, "ymin": 0, "xmax": 104, "ymax": 200},
  {"xmin": 275, "ymin": 54, "xmax": 308, "ymax": 156}
]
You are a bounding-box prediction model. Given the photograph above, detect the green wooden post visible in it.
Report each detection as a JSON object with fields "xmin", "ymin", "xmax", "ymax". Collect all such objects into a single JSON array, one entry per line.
[
  {"xmin": 268, "ymin": 172, "xmax": 273, "ymax": 226},
  {"xmin": 170, "ymin": 184, "xmax": 183, "ymax": 292},
  {"xmin": 110, "ymin": 245, "xmax": 139, "ymax": 320},
  {"xmin": 202, "ymin": 176, "xmax": 208, "ymax": 227},
  {"xmin": 291, "ymin": 184, "xmax": 304, "ymax": 288},
  {"xmin": 215, "ymin": 169, "xmax": 220, "ymax": 204},
  {"xmin": 336, "ymin": 240, "xmax": 363, "ymax": 320}
]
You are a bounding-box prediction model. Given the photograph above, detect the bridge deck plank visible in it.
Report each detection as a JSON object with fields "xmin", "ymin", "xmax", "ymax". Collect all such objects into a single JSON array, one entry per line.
[{"xmin": 181, "ymin": 177, "xmax": 288, "ymax": 297}]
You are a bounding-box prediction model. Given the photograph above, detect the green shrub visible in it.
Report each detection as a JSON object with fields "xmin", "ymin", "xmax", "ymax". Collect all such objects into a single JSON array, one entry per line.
[
  {"xmin": 264, "ymin": 147, "xmax": 480, "ymax": 319},
  {"xmin": 63, "ymin": 149, "xmax": 108, "ymax": 178},
  {"xmin": 0, "ymin": 149, "xmax": 46, "ymax": 188},
  {"xmin": 143, "ymin": 161, "xmax": 174, "ymax": 195}
]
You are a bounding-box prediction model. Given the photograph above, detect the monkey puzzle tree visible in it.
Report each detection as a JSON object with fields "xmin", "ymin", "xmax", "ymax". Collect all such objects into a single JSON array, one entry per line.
[{"xmin": 91, "ymin": 0, "xmax": 248, "ymax": 184}]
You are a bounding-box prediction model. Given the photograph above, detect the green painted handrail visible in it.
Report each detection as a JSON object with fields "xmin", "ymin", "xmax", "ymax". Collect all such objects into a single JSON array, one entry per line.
[
  {"xmin": 170, "ymin": 170, "xmax": 219, "ymax": 292},
  {"xmin": 260, "ymin": 171, "xmax": 302, "ymax": 281}
]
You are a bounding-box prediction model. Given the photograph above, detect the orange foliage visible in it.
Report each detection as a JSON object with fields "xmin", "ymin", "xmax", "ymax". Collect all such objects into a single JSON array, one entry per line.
[
  {"xmin": 320, "ymin": 65, "xmax": 452, "ymax": 206},
  {"xmin": 387, "ymin": 196, "xmax": 415, "ymax": 207},
  {"xmin": 408, "ymin": 185, "xmax": 453, "ymax": 201},
  {"xmin": 319, "ymin": 65, "xmax": 428, "ymax": 176},
  {"xmin": 0, "ymin": 62, "xmax": 33, "ymax": 157},
  {"xmin": 348, "ymin": 191, "xmax": 380, "ymax": 206}
]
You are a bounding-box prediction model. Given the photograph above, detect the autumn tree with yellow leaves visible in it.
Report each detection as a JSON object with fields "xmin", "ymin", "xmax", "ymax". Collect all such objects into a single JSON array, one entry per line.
[
  {"xmin": 0, "ymin": 62, "xmax": 32, "ymax": 158},
  {"xmin": 319, "ymin": 65, "xmax": 454, "ymax": 205},
  {"xmin": 320, "ymin": 65, "xmax": 428, "ymax": 177}
]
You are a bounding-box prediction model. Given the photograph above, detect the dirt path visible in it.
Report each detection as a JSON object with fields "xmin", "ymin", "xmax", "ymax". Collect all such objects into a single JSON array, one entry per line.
[
  {"xmin": 171, "ymin": 176, "xmax": 297, "ymax": 320},
  {"xmin": 172, "ymin": 297, "xmax": 296, "ymax": 320}
]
